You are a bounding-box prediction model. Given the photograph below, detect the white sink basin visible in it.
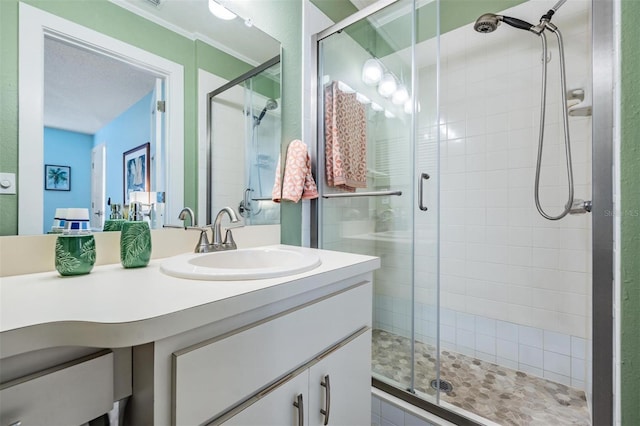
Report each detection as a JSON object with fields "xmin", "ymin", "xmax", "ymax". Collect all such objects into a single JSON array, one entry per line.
[{"xmin": 160, "ymin": 246, "xmax": 322, "ymax": 281}]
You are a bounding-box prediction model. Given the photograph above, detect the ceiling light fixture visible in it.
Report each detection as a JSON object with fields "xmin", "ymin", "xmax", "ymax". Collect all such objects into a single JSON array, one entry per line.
[{"xmin": 208, "ymin": 0, "xmax": 237, "ymax": 20}]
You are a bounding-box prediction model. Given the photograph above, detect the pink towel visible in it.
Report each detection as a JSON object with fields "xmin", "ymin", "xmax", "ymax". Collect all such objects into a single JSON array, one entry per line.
[
  {"xmin": 324, "ymin": 81, "xmax": 367, "ymax": 192},
  {"xmin": 272, "ymin": 140, "xmax": 319, "ymax": 203}
]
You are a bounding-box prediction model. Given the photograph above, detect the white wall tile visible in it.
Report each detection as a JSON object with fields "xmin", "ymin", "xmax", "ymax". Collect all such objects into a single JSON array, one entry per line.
[
  {"xmin": 404, "ymin": 412, "xmax": 433, "ymax": 426},
  {"xmin": 497, "ymin": 320, "xmax": 518, "ymax": 342},
  {"xmin": 544, "ymin": 330, "xmax": 572, "ymax": 355},
  {"xmin": 543, "ymin": 371, "xmax": 571, "ymax": 387},
  {"xmin": 519, "ymin": 363, "xmax": 544, "ymax": 379},
  {"xmin": 476, "ymin": 316, "xmax": 496, "ymax": 337},
  {"xmin": 372, "ymin": 395, "xmax": 382, "ymax": 416},
  {"xmin": 476, "ymin": 335, "xmax": 497, "ymax": 355},
  {"xmin": 571, "ymin": 336, "xmax": 587, "ymax": 360},
  {"xmin": 519, "ymin": 344, "xmax": 543, "ymax": 369},
  {"xmin": 381, "ymin": 399, "xmax": 405, "ymax": 426},
  {"xmin": 544, "ymin": 351, "xmax": 571, "ymax": 376},
  {"xmin": 457, "ymin": 328, "xmax": 475, "ymax": 349},
  {"xmin": 497, "ymin": 339, "xmax": 518, "ymax": 361},
  {"xmin": 571, "ymin": 358, "xmax": 586, "ymax": 382},
  {"xmin": 519, "ymin": 325, "xmax": 543, "ymax": 348}
]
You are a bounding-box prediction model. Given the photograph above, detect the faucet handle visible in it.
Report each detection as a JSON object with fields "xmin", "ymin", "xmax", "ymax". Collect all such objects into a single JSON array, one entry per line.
[
  {"xmin": 194, "ymin": 229, "xmax": 211, "ymax": 253},
  {"xmin": 223, "ymin": 229, "xmax": 237, "ymax": 250}
]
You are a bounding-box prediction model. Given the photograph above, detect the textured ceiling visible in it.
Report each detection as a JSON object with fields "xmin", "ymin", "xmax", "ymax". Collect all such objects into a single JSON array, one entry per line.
[
  {"xmin": 44, "ymin": 37, "xmax": 157, "ymax": 135},
  {"xmin": 44, "ymin": 0, "xmax": 280, "ymax": 135}
]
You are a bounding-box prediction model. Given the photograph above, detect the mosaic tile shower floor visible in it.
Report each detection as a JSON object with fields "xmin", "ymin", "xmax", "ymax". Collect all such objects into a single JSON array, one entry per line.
[{"xmin": 372, "ymin": 330, "xmax": 591, "ymax": 426}]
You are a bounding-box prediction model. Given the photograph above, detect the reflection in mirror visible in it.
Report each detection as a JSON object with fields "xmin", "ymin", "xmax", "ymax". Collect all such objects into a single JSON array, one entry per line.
[
  {"xmin": 18, "ymin": 3, "xmax": 184, "ymax": 236},
  {"xmin": 208, "ymin": 56, "xmax": 281, "ymax": 226},
  {"xmin": 43, "ymin": 37, "xmax": 161, "ymax": 233}
]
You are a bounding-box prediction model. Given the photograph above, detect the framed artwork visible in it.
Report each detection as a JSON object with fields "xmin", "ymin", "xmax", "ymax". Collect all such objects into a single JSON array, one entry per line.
[
  {"xmin": 123, "ymin": 142, "xmax": 150, "ymax": 205},
  {"xmin": 44, "ymin": 164, "xmax": 71, "ymax": 191}
]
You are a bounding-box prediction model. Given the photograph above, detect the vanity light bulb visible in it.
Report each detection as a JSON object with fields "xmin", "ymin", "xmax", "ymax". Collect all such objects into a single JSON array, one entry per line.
[
  {"xmin": 208, "ymin": 0, "xmax": 237, "ymax": 20},
  {"xmin": 370, "ymin": 102, "xmax": 384, "ymax": 112},
  {"xmin": 392, "ymin": 85, "xmax": 409, "ymax": 105},
  {"xmin": 362, "ymin": 59, "xmax": 383, "ymax": 85},
  {"xmin": 377, "ymin": 73, "xmax": 397, "ymax": 98}
]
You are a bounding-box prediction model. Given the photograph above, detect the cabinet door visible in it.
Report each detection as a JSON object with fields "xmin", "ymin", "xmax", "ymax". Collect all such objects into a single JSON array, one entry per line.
[
  {"xmin": 222, "ymin": 372, "xmax": 308, "ymax": 426},
  {"xmin": 308, "ymin": 330, "xmax": 371, "ymax": 426}
]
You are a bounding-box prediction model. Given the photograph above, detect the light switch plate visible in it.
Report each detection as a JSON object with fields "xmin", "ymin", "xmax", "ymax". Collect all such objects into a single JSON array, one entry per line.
[{"xmin": 0, "ymin": 172, "xmax": 17, "ymax": 194}]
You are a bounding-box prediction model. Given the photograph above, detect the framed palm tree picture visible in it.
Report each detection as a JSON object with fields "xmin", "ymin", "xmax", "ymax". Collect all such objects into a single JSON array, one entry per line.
[{"xmin": 45, "ymin": 165, "xmax": 71, "ymax": 191}]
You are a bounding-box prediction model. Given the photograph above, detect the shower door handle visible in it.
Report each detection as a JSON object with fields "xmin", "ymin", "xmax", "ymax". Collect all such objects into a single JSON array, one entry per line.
[{"xmin": 418, "ymin": 172, "xmax": 430, "ymax": 211}]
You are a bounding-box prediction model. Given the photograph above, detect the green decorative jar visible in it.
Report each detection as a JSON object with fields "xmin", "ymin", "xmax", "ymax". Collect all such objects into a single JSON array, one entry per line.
[
  {"xmin": 55, "ymin": 234, "xmax": 96, "ymax": 276},
  {"xmin": 103, "ymin": 219, "xmax": 126, "ymax": 232},
  {"xmin": 120, "ymin": 221, "xmax": 152, "ymax": 268}
]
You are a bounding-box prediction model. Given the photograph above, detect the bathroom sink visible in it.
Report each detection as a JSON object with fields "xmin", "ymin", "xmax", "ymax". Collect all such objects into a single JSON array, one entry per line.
[{"xmin": 160, "ymin": 246, "xmax": 322, "ymax": 281}]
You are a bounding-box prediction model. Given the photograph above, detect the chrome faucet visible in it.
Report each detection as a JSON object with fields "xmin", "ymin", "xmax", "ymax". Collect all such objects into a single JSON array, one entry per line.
[
  {"xmin": 164, "ymin": 206, "xmax": 240, "ymax": 253},
  {"xmin": 212, "ymin": 207, "xmax": 240, "ymax": 250},
  {"xmin": 178, "ymin": 207, "xmax": 195, "ymax": 228}
]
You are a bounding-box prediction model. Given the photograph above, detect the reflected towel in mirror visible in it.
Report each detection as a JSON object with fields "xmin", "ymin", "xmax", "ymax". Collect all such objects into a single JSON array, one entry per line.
[{"xmin": 272, "ymin": 140, "xmax": 319, "ymax": 203}]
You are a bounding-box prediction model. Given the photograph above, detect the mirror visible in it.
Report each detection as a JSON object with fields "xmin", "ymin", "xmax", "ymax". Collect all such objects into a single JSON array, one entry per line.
[
  {"xmin": 208, "ymin": 57, "xmax": 282, "ymax": 227},
  {"xmin": 43, "ymin": 36, "xmax": 162, "ymax": 233},
  {"xmin": 16, "ymin": 0, "xmax": 280, "ymax": 235}
]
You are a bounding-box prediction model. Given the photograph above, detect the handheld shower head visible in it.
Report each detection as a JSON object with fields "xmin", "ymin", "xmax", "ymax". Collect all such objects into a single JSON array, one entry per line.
[
  {"xmin": 256, "ymin": 98, "xmax": 278, "ymax": 124},
  {"xmin": 474, "ymin": 13, "xmax": 535, "ymax": 33},
  {"xmin": 474, "ymin": 13, "xmax": 500, "ymax": 33}
]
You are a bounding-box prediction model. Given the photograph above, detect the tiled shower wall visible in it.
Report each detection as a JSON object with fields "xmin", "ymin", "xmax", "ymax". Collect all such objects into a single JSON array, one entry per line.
[
  {"xmin": 378, "ymin": 0, "xmax": 593, "ymax": 390},
  {"xmin": 433, "ymin": 0, "xmax": 593, "ymax": 341}
]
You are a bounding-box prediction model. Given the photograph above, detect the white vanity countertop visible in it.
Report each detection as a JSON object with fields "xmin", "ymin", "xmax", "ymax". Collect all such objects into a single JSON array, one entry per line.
[{"xmin": 0, "ymin": 245, "xmax": 379, "ymax": 358}]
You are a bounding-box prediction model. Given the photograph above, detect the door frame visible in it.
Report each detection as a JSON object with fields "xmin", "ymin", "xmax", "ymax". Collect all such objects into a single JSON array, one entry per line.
[{"xmin": 18, "ymin": 3, "xmax": 184, "ymax": 234}]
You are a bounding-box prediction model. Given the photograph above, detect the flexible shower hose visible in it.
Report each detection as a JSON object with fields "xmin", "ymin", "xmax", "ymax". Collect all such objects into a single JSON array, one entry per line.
[{"xmin": 534, "ymin": 28, "xmax": 575, "ymax": 220}]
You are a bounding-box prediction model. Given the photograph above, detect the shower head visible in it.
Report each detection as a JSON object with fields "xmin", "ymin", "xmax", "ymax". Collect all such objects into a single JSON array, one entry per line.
[
  {"xmin": 256, "ymin": 98, "xmax": 278, "ymax": 124},
  {"xmin": 264, "ymin": 98, "xmax": 278, "ymax": 111},
  {"xmin": 474, "ymin": 13, "xmax": 535, "ymax": 33},
  {"xmin": 474, "ymin": 13, "xmax": 500, "ymax": 33}
]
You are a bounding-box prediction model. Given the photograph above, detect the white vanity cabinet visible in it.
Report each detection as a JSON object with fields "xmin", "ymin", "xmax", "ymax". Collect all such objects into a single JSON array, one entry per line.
[
  {"xmin": 1, "ymin": 246, "xmax": 380, "ymax": 426},
  {"xmin": 0, "ymin": 350, "xmax": 114, "ymax": 426},
  {"xmin": 222, "ymin": 330, "xmax": 371, "ymax": 426},
  {"xmin": 170, "ymin": 281, "xmax": 372, "ymax": 426}
]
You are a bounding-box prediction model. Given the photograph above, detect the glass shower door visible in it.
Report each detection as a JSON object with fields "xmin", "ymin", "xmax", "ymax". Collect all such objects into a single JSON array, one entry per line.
[{"xmin": 316, "ymin": 0, "xmax": 440, "ymax": 405}]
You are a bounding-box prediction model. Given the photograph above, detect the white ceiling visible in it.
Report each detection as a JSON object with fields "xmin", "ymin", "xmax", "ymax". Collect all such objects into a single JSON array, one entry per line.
[
  {"xmin": 44, "ymin": 0, "xmax": 279, "ymax": 135},
  {"xmin": 44, "ymin": 37, "xmax": 158, "ymax": 134}
]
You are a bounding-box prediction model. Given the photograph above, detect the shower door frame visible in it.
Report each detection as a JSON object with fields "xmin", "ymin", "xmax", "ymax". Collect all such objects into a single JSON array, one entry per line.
[
  {"xmin": 205, "ymin": 54, "xmax": 281, "ymax": 225},
  {"xmin": 309, "ymin": 0, "xmax": 615, "ymax": 424}
]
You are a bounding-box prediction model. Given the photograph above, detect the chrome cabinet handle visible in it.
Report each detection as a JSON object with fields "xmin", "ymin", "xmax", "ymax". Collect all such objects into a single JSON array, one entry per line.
[
  {"xmin": 293, "ymin": 393, "xmax": 304, "ymax": 426},
  {"xmin": 418, "ymin": 172, "xmax": 430, "ymax": 211},
  {"xmin": 320, "ymin": 375, "xmax": 331, "ymax": 425}
]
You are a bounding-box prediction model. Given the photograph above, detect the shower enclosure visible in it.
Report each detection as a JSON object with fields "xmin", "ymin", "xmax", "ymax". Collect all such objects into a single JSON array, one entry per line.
[
  {"xmin": 207, "ymin": 57, "xmax": 281, "ymax": 226},
  {"xmin": 313, "ymin": 0, "xmax": 612, "ymax": 424}
]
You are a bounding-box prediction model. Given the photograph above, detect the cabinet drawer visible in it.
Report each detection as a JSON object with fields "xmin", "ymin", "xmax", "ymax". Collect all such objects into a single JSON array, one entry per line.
[
  {"xmin": 0, "ymin": 350, "xmax": 114, "ymax": 426},
  {"xmin": 173, "ymin": 281, "xmax": 372, "ymax": 426}
]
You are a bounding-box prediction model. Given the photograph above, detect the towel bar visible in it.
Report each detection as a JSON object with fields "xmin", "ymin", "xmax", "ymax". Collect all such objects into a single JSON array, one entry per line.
[{"xmin": 322, "ymin": 190, "xmax": 402, "ymax": 198}]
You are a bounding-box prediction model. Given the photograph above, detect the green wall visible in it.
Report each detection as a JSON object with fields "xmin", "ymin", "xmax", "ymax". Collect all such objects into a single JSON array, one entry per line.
[
  {"xmin": 620, "ymin": 0, "xmax": 640, "ymax": 423},
  {"xmin": 231, "ymin": 0, "xmax": 303, "ymax": 245},
  {"xmin": 0, "ymin": 0, "xmax": 254, "ymax": 236}
]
